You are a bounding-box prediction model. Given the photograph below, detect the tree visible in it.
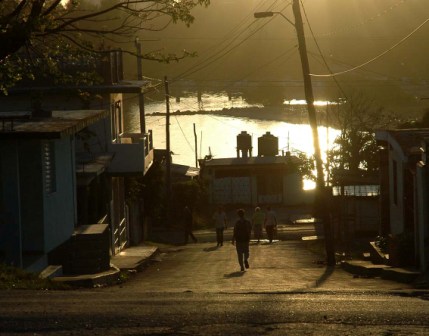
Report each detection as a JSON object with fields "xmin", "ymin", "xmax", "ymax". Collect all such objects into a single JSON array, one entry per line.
[
  {"xmin": 397, "ymin": 108, "xmax": 429, "ymax": 129},
  {"xmin": 327, "ymin": 92, "xmax": 396, "ymax": 185},
  {"xmin": 0, "ymin": 0, "xmax": 210, "ymax": 92}
]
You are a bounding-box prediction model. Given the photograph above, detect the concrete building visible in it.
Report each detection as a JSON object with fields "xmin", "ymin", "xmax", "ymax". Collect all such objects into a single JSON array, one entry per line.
[
  {"xmin": 0, "ymin": 110, "xmax": 109, "ymax": 272},
  {"xmin": 0, "ymin": 50, "xmax": 156, "ymax": 274},
  {"xmin": 199, "ymin": 131, "xmax": 309, "ymax": 206},
  {"xmin": 376, "ymin": 129, "xmax": 429, "ymax": 271}
]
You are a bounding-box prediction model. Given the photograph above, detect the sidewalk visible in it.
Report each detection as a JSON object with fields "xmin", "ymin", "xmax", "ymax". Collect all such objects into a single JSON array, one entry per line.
[{"xmin": 53, "ymin": 244, "xmax": 159, "ymax": 287}]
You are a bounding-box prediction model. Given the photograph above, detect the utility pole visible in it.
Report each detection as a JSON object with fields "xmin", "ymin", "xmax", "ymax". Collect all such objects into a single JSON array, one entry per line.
[
  {"xmin": 292, "ymin": 0, "xmax": 335, "ymax": 266},
  {"xmin": 292, "ymin": 0, "xmax": 323, "ymax": 189},
  {"xmin": 164, "ymin": 76, "xmax": 171, "ymax": 226},
  {"xmin": 135, "ymin": 38, "xmax": 146, "ymax": 133},
  {"xmin": 193, "ymin": 123, "xmax": 198, "ymax": 168}
]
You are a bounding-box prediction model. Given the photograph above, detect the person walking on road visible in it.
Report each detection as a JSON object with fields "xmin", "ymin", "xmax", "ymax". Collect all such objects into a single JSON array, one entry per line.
[
  {"xmin": 252, "ymin": 206, "xmax": 265, "ymax": 243},
  {"xmin": 232, "ymin": 208, "xmax": 252, "ymax": 272},
  {"xmin": 212, "ymin": 206, "xmax": 227, "ymax": 247},
  {"xmin": 265, "ymin": 206, "xmax": 277, "ymax": 243},
  {"xmin": 183, "ymin": 206, "xmax": 197, "ymax": 244}
]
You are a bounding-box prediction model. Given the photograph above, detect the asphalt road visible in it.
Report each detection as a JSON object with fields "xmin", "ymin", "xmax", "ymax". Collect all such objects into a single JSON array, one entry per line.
[
  {"xmin": 1, "ymin": 289, "xmax": 428, "ymax": 335},
  {"xmin": 1, "ymin": 230, "xmax": 429, "ymax": 335}
]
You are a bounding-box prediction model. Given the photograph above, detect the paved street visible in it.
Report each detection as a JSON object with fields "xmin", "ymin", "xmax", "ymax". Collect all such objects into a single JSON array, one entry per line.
[
  {"xmin": 1, "ymin": 234, "xmax": 429, "ymax": 335},
  {"xmin": 118, "ymin": 240, "xmax": 411, "ymax": 293}
]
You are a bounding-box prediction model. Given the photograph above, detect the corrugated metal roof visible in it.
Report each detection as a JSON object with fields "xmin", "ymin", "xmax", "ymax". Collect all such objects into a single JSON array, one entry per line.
[
  {"xmin": 378, "ymin": 128, "xmax": 429, "ymax": 156},
  {"xmin": 6, "ymin": 80, "xmax": 160, "ymax": 95},
  {"xmin": 170, "ymin": 163, "xmax": 200, "ymax": 177},
  {"xmin": 390, "ymin": 129, "xmax": 429, "ymax": 155},
  {"xmin": 0, "ymin": 109, "xmax": 109, "ymax": 139}
]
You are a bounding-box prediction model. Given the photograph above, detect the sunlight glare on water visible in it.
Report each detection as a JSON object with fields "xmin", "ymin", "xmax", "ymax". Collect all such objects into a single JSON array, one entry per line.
[{"xmin": 127, "ymin": 92, "xmax": 339, "ymax": 190}]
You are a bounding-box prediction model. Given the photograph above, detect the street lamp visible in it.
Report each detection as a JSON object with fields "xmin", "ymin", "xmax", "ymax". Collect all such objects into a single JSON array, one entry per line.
[
  {"xmin": 254, "ymin": 11, "xmax": 295, "ymax": 27},
  {"xmin": 255, "ymin": 2, "xmax": 335, "ymax": 266}
]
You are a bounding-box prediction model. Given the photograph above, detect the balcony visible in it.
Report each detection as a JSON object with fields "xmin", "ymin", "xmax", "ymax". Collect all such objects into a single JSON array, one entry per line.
[{"xmin": 107, "ymin": 130, "xmax": 154, "ymax": 175}]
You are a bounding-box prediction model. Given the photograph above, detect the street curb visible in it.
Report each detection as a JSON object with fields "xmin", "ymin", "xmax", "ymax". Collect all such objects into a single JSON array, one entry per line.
[
  {"xmin": 128, "ymin": 248, "xmax": 160, "ymax": 272},
  {"xmin": 51, "ymin": 247, "xmax": 160, "ymax": 288},
  {"xmin": 341, "ymin": 260, "xmax": 421, "ymax": 285},
  {"xmin": 52, "ymin": 265, "xmax": 122, "ymax": 288},
  {"xmin": 341, "ymin": 260, "xmax": 386, "ymax": 278},
  {"xmin": 381, "ymin": 267, "xmax": 421, "ymax": 284}
]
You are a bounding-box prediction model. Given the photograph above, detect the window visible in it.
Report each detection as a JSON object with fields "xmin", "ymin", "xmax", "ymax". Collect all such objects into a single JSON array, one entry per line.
[
  {"xmin": 43, "ymin": 141, "xmax": 56, "ymax": 194},
  {"xmin": 333, "ymin": 185, "xmax": 380, "ymax": 197}
]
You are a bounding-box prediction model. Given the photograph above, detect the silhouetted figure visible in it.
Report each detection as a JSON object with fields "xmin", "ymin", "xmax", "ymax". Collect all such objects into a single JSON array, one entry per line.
[
  {"xmin": 252, "ymin": 206, "xmax": 265, "ymax": 243},
  {"xmin": 183, "ymin": 206, "xmax": 197, "ymax": 244},
  {"xmin": 232, "ymin": 209, "xmax": 252, "ymax": 272},
  {"xmin": 212, "ymin": 206, "xmax": 227, "ymax": 247},
  {"xmin": 265, "ymin": 206, "xmax": 277, "ymax": 243}
]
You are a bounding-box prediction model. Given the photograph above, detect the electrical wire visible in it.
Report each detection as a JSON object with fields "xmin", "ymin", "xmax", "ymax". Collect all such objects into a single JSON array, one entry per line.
[
  {"xmin": 306, "ymin": 50, "xmax": 403, "ymax": 82},
  {"xmin": 170, "ymin": 0, "xmax": 283, "ymax": 81},
  {"xmin": 315, "ymin": 0, "xmax": 409, "ymax": 38},
  {"xmin": 172, "ymin": 2, "xmax": 292, "ymax": 82},
  {"xmin": 310, "ymin": 17, "xmax": 429, "ymax": 78},
  {"xmin": 173, "ymin": 114, "xmax": 194, "ymax": 152},
  {"xmin": 300, "ymin": 0, "xmax": 347, "ymax": 99}
]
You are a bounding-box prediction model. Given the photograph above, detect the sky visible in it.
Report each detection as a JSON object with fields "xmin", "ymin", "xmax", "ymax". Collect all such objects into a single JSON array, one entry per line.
[{"xmin": 124, "ymin": 0, "xmax": 429, "ymax": 109}]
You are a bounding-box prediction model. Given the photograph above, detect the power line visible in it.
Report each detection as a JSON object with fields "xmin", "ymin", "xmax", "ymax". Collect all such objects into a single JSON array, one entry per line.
[
  {"xmin": 315, "ymin": 0, "xmax": 410, "ymax": 38},
  {"xmin": 172, "ymin": 2, "xmax": 292, "ymax": 81},
  {"xmin": 173, "ymin": 114, "xmax": 194, "ymax": 152},
  {"xmin": 300, "ymin": 0, "xmax": 347, "ymax": 99},
  {"xmin": 310, "ymin": 17, "xmax": 429, "ymax": 78}
]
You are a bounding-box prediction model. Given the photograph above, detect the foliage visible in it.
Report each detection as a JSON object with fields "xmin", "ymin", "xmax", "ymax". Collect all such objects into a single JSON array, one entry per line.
[
  {"xmin": 126, "ymin": 159, "xmax": 166, "ymax": 224},
  {"xmin": 326, "ymin": 92, "xmax": 395, "ymax": 185},
  {"xmin": 126, "ymin": 160, "xmax": 209, "ymax": 228},
  {"xmin": 293, "ymin": 150, "xmax": 316, "ymax": 182},
  {"xmin": 374, "ymin": 235, "xmax": 389, "ymax": 254},
  {"xmin": 171, "ymin": 179, "xmax": 209, "ymax": 228},
  {"xmin": 242, "ymin": 86, "xmax": 287, "ymax": 107},
  {"xmin": 397, "ymin": 108, "xmax": 429, "ymax": 129},
  {"xmin": 0, "ymin": 263, "xmax": 69, "ymax": 290},
  {"xmin": 0, "ymin": 0, "xmax": 210, "ymax": 93}
]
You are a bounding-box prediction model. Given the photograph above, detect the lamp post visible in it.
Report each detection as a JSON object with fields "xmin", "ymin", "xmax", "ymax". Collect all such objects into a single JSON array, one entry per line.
[{"xmin": 255, "ymin": 1, "xmax": 335, "ymax": 266}]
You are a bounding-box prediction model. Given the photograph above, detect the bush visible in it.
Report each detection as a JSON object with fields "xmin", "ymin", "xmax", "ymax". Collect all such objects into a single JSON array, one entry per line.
[{"xmin": 0, "ymin": 263, "xmax": 69, "ymax": 290}]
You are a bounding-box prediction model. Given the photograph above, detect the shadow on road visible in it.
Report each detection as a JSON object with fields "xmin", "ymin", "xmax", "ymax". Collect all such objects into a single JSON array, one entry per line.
[
  {"xmin": 203, "ymin": 246, "xmax": 220, "ymax": 252},
  {"xmin": 314, "ymin": 266, "xmax": 335, "ymax": 288},
  {"xmin": 224, "ymin": 271, "xmax": 245, "ymax": 278}
]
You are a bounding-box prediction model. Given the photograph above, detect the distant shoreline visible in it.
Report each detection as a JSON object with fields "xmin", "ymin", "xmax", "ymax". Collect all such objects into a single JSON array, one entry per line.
[{"xmin": 148, "ymin": 106, "xmax": 328, "ymax": 124}]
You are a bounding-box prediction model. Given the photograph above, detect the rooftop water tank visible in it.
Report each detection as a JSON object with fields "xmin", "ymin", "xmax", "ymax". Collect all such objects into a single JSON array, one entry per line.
[
  {"xmin": 258, "ymin": 131, "xmax": 278, "ymax": 157},
  {"xmin": 237, "ymin": 131, "xmax": 252, "ymax": 158}
]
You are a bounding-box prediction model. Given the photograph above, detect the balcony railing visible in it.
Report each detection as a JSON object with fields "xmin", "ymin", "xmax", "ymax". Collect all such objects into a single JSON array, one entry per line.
[{"xmin": 107, "ymin": 130, "xmax": 153, "ymax": 174}]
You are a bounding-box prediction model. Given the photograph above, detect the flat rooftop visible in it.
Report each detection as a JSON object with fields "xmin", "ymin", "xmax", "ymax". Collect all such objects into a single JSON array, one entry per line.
[
  {"xmin": 202, "ymin": 155, "xmax": 299, "ymax": 167},
  {"xmin": 0, "ymin": 109, "xmax": 109, "ymax": 139}
]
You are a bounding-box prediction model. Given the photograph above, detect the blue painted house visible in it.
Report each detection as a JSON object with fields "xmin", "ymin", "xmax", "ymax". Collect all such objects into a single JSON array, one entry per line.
[
  {"xmin": 0, "ymin": 110, "xmax": 109, "ymax": 271},
  {"xmin": 0, "ymin": 50, "xmax": 156, "ymax": 274}
]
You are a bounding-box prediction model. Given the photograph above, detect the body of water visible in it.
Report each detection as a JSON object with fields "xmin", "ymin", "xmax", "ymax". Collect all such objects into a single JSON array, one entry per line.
[{"xmin": 126, "ymin": 91, "xmax": 340, "ymax": 189}]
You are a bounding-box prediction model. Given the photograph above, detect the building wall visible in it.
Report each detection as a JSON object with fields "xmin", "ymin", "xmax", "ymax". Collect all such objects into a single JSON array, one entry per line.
[
  {"xmin": 42, "ymin": 137, "xmax": 76, "ymax": 252},
  {"xmin": 416, "ymin": 164, "xmax": 429, "ymax": 271},
  {"xmin": 283, "ymin": 173, "xmax": 305, "ymax": 205},
  {"xmin": 389, "ymin": 148, "xmax": 405, "ymax": 235},
  {"xmin": 0, "ymin": 140, "xmax": 23, "ymax": 265},
  {"xmin": 0, "ymin": 137, "xmax": 75, "ymax": 265},
  {"xmin": 19, "ymin": 141, "xmax": 44, "ymax": 252},
  {"xmin": 207, "ymin": 165, "xmax": 306, "ymax": 206}
]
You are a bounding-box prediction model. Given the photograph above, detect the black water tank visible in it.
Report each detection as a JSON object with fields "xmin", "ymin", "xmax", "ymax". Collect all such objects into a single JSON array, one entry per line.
[
  {"xmin": 258, "ymin": 131, "xmax": 278, "ymax": 156},
  {"xmin": 237, "ymin": 131, "xmax": 252, "ymax": 158}
]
